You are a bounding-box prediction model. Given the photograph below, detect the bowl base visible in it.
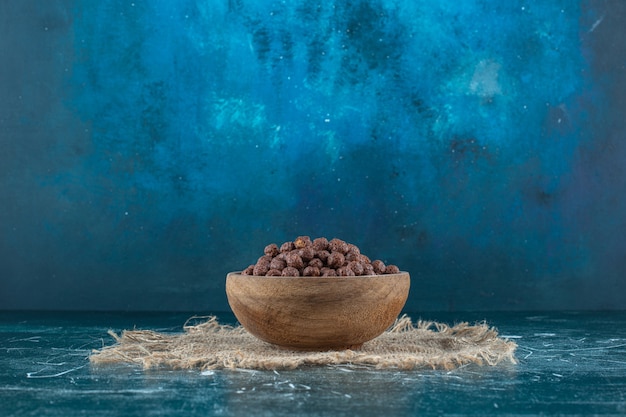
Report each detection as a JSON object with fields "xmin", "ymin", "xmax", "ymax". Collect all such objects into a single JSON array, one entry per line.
[{"xmin": 274, "ymin": 342, "xmax": 364, "ymax": 352}]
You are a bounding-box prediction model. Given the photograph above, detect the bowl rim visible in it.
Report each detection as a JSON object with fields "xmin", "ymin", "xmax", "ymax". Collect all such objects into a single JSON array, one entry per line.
[{"xmin": 227, "ymin": 271, "xmax": 409, "ymax": 279}]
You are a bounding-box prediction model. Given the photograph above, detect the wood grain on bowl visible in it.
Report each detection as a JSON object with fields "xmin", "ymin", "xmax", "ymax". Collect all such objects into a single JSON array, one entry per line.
[{"xmin": 225, "ymin": 272, "xmax": 410, "ymax": 350}]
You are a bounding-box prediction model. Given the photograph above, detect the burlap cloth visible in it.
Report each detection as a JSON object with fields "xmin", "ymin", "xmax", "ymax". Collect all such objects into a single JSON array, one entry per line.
[{"xmin": 89, "ymin": 315, "xmax": 517, "ymax": 371}]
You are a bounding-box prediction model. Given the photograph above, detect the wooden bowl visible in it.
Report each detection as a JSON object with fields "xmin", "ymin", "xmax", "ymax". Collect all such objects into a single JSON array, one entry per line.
[{"xmin": 225, "ymin": 272, "xmax": 410, "ymax": 350}]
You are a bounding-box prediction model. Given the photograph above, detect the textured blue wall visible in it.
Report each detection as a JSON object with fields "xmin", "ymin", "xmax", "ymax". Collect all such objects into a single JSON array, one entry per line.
[{"xmin": 1, "ymin": 0, "xmax": 624, "ymax": 311}]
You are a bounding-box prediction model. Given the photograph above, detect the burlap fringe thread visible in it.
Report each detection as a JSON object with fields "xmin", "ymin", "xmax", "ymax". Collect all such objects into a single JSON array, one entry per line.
[{"xmin": 89, "ymin": 315, "xmax": 517, "ymax": 371}]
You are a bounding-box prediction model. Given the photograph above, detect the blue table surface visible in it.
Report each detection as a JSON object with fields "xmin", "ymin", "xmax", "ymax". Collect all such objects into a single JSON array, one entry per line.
[{"xmin": 1, "ymin": 311, "xmax": 625, "ymax": 417}]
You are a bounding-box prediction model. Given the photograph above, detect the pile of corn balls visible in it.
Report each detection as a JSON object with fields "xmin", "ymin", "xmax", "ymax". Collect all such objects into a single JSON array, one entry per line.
[{"xmin": 242, "ymin": 236, "xmax": 400, "ymax": 277}]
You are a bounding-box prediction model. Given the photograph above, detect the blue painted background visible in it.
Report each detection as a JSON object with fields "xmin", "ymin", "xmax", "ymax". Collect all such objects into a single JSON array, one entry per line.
[{"xmin": 1, "ymin": 0, "xmax": 625, "ymax": 311}]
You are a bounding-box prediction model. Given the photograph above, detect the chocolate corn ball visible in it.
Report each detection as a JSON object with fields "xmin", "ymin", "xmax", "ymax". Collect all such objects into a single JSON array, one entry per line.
[
  {"xmin": 363, "ymin": 263, "xmax": 375, "ymax": 275},
  {"xmin": 371, "ymin": 260, "xmax": 386, "ymax": 274},
  {"xmin": 257, "ymin": 254, "xmax": 273, "ymax": 264},
  {"xmin": 385, "ymin": 264, "xmax": 400, "ymax": 274},
  {"xmin": 347, "ymin": 243, "xmax": 360, "ymax": 255},
  {"xmin": 264, "ymin": 243, "xmax": 279, "ymax": 257},
  {"xmin": 243, "ymin": 264, "xmax": 255, "ymax": 275},
  {"xmin": 359, "ymin": 254, "xmax": 371, "ymax": 264},
  {"xmin": 303, "ymin": 266, "xmax": 321, "ymax": 276},
  {"xmin": 299, "ymin": 246, "xmax": 315, "ymax": 262},
  {"xmin": 281, "ymin": 266, "xmax": 300, "ymax": 276},
  {"xmin": 308, "ymin": 258, "xmax": 324, "ymax": 269},
  {"xmin": 280, "ymin": 241, "xmax": 295, "ymax": 253},
  {"xmin": 327, "ymin": 251, "xmax": 345, "ymax": 268},
  {"xmin": 312, "ymin": 237, "xmax": 329, "ymax": 251},
  {"xmin": 266, "ymin": 268, "xmax": 282, "ymax": 276},
  {"xmin": 329, "ymin": 238, "xmax": 349, "ymax": 254},
  {"xmin": 348, "ymin": 260, "xmax": 365, "ymax": 276},
  {"xmin": 294, "ymin": 235, "xmax": 312, "ymax": 249},
  {"xmin": 269, "ymin": 256, "xmax": 287, "ymax": 271},
  {"xmin": 285, "ymin": 251, "xmax": 304, "ymax": 270},
  {"xmin": 337, "ymin": 266, "xmax": 355, "ymax": 276},
  {"xmin": 316, "ymin": 250, "xmax": 330, "ymax": 263},
  {"xmin": 345, "ymin": 251, "xmax": 360, "ymax": 262},
  {"xmin": 253, "ymin": 261, "xmax": 270, "ymax": 276},
  {"xmin": 321, "ymin": 267, "xmax": 337, "ymax": 277}
]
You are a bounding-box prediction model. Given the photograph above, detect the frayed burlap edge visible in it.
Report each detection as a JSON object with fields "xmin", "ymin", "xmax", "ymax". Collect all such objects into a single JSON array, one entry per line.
[{"xmin": 89, "ymin": 315, "xmax": 517, "ymax": 371}]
